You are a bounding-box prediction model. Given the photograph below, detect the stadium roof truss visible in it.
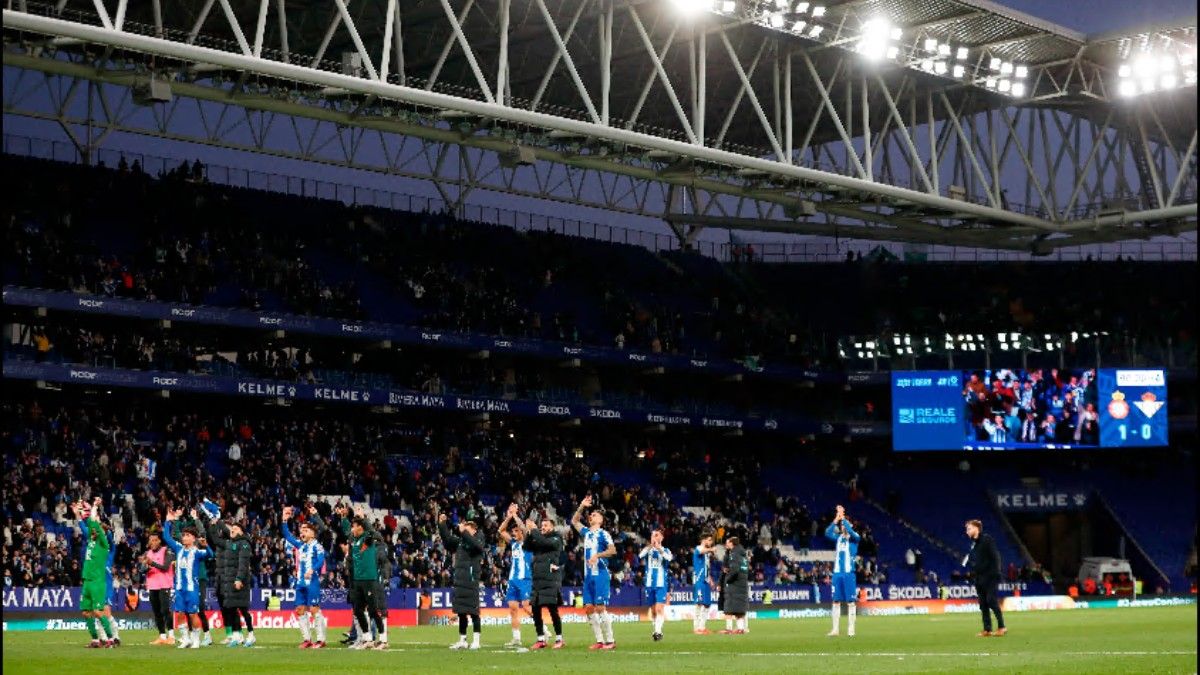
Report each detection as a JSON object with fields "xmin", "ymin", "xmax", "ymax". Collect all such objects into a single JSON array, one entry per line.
[{"xmin": 2, "ymin": 0, "xmax": 1197, "ymax": 252}]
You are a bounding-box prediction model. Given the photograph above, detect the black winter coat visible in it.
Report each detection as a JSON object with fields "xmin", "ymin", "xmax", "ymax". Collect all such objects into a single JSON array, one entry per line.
[
  {"xmin": 440, "ymin": 522, "xmax": 485, "ymax": 614},
  {"xmin": 524, "ymin": 529, "xmax": 565, "ymax": 606},
  {"xmin": 722, "ymin": 545, "xmax": 750, "ymax": 615},
  {"xmin": 208, "ymin": 521, "xmax": 252, "ymax": 608}
]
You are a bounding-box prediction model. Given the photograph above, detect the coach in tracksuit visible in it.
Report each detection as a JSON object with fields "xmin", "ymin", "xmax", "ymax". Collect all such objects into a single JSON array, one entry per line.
[{"xmin": 965, "ymin": 519, "xmax": 1006, "ymax": 636}]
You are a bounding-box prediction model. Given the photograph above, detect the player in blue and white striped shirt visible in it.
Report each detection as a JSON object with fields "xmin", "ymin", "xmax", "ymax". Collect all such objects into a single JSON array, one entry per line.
[
  {"xmin": 498, "ymin": 503, "xmax": 534, "ymax": 648},
  {"xmin": 571, "ymin": 495, "xmax": 617, "ymax": 650},
  {"xmin": 691, "ymin": 534, "xmax": 716, "ymax": 634},
  {"xmin": 281, "ymin": 506, "xmax": 327, "ymax": 649},
  {"xmin": 825, "ymin": 505, "xmax": 861, "ymax": 637},
  {"xmin": 163, "ymin": 509, "xmax": 213, "ymax": 649},
  {"xmin": 639, "ymin": 530, "xmax": 674, "ymax": 641}
]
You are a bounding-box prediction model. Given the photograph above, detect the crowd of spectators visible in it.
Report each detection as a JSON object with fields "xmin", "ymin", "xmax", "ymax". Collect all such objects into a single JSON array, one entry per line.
[
  {"xmin": 3, "ymin": 396, "xmax": 891, "ymax": 594},
  {"xmin": 5, "ymin": 154, "xmax": 1194, "ymax": 373},
  {"xmin": 964, "ymin": 368, "xmax": 1100, "ymax": 446}
]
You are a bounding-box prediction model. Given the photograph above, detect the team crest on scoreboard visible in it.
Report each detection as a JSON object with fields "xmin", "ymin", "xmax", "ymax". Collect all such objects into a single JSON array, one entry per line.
[
  {"xmin": 1133, "ymin": 391, "xmax": 1164, "ymax": 419},
  {"xmin": 1107, "ymin": 391, "xmax": 1130, "ymax": 420}
]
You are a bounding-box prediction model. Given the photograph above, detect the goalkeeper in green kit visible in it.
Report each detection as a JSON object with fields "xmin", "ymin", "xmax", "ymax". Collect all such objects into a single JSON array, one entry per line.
[{"xmin": 74, "ymin": 497, "xmax": 117, "ymax": 648}]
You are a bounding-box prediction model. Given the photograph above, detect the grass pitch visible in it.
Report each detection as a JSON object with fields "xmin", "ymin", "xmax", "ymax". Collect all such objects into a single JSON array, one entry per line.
[{"xmin": 3, "ymin": 606, "xmax": 1195, "ymax": 674}]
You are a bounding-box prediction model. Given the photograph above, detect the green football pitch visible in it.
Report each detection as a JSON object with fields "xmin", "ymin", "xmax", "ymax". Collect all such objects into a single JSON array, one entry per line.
[{"xmin": 3, "ymin": 606, "xmax": 1196, "ymax": 674}]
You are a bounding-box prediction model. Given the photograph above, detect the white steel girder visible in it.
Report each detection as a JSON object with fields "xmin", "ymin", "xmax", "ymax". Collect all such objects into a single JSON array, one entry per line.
[{"xmin": 2, "ymin": 5, "xmax": 1196, "ymax": 252}]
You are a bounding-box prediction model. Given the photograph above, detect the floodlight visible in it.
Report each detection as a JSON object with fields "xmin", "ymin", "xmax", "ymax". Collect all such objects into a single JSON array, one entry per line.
[
  {"xmin": 808, "ymin": 24, "xmax": 823, "ymax": 37},
  {"xmin": 989, "ymin": 57, "xmax": 1001, "ymax": 71},
  {"xmin": 792, "ymin": 20, "xmax": 806, "ymax": 31},
  {"xmin": 956, "ymin": 46, "xmax": 969, "ymax": 60},
  {"xmin": 998, "ymin": 78, "xmax": 1011, "ymax": 92},
  {"xmin": 769, "ymin": 11, "xmax": 784, "ymax": 27},
  {"xmin": 924, "ymin": 38, "xmax": 938, "ymax": 51},
  {"xmin": 921, "ymin": 59, "xmax": 934, "ymax": 72},
  {"xmin": 1011, "ymin": 82, "xmax": 1026, "ymax": 97},
  {"xmin": 985, "ymin": 77, "xmax": 997, "ymax": 88},
  {"xmin": 811, "ymin": 5, "xmax": 825, "ymax": 17},
  {"xmin": 999, "ymin": 61, "xmax": 1013, "ymax": 75},
  {"xmin": 1118, "ymin": 80, "xmax": 1137, "ymax": 97},
  {"xmin": 934, "ymin": 60, "xmax": 947, "ymax": 75},
  {"xmin": 952, "ymin": 64, "xmax": 965, "ymax": 77},
  {"xmin": 1161, "ymin": 73, "xmax": 1178, "ymax": 88},
  {"xmin": 938, "ymin": 43, "xmax": 951, "ymax": 56},
  {"xmin": 1118, "ymin": 64, "xmax": 1132, "ymax": 78},
  {"xmin": 1014, "ymin": 65, "xmax": 1028, "ymax": 79},
  {"xmin": 886, "ymin": 45, "xmax": 900, "ymax": 60},
  {"xmin": 890, "ymin": 26, "xmax": 903, "ymax": 40},
  {"xmin": 797, "ymin": 2, "xmax": 810, "ymax": 11}
]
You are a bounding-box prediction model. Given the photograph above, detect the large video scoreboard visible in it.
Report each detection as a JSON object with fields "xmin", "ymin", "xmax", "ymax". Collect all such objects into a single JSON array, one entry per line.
[{"xmin": 892, "ymin": 368, "xmax": 1168, "ymax": 451}]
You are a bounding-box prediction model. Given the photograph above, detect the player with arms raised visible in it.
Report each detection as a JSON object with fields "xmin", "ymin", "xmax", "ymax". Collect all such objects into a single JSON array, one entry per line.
[
  {"xmin": 282, "ymin": 505, "xmax": 328, "ymax": 648},
  {"xmin": 639, "ymin": 529, "xmax": 673, "ymax": 641},
  {"xmin": 826, "ymin": 504, "xmax": 861, "ymax": 637},
  {"xmin": 73, "ymin": 498, "xmax": 117, "ymax": 648},
  {"xmin": 691, "ymin": 533, "xmax": 716, "ymax": 634},
  {"xmin": 162, "ymin": 507, "xmax": 213, "ymax": 649},
  {"xmin": 571, "ymin": 495, "xmax": 617, "ymax": 650},
  {"xmin": 499, "ymin": 503, "xmax": 534, "ymax": 648}
]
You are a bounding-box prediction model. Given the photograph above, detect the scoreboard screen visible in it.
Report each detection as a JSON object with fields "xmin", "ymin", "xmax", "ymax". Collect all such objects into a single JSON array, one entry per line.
[{"xmin": 892, "ymin": 368, "xmax": 1168, "ymax": 451}]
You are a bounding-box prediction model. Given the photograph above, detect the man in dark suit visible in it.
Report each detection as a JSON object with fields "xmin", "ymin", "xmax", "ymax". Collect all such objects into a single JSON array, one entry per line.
[{"xmin": 964, "ymin": 519, "xmax": 1006, "ymax": 636}]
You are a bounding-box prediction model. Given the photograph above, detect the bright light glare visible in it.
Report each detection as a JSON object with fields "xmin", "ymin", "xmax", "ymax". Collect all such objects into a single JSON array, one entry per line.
[
  {"xmin": 886, "ymin": 45, "xmax": 900, "ymax": 59},
  {"xmin": 985, "ymin": 77, "xmax": 997, "ymax": 88},
  {"xmin": 1187, "ymin": 69, "xmax": 1198, "ymax": 84},
  {"xmin": 924, "ymin": 38, "xmax": 938, "ymax": 51},
  {"xmin": 952, "ymin": 64, "xmax": 965, "ymax": 77},
  {"xmin": 921, "ymin": 59, "xmax": 934, "ymax": 72},
  {"xmin": 890, "ymin": 26, "xmax": 903, "ymax": 40},
  {"xmin": 809, "ymin": 24, "xmax": 823, "ymax": 37},
  {"xmin": 812, "ymin": 5, "xmax": 825, "ymax": 17},
  {"xmin": 792, "ymin": 20, "xmax": 806, "ymax": 31},
  {"xmin": 856, "ymin": 18, "xmax": 893, "ymax": 61},
  {"xmin": 1014, "ymin": 65, "xmax": 1028, "ymax": 79},
  {"xmin": 1118, "ymin": 80, "xmax": 1137, "ymax": 96},
  {"xmin": 721, "ymin": 0, "xmax": 736, "ymax": 11},
  {"xmin": 1133, "ymin": 55, "xmax": 1157, "ymax": 78},
  {"xmin": 1140, "ymin": 77, "xmax": 1156, "ymax": 92},
  {"xmin": 769, "ymin": 11, "xmax": 784, "ymax": 27},
  {"xmin": 934, "ymin": 60, "xmax": 947, "ymax": 75},
  {"xmin": 998, "ymin": 78, "xmax": 1011, "ymax": 92},
  {"xmin": 775, "ymin": 0, "xmax": 787, "ymax": 9},
  {"xmin": 1181, "ymin": 51, "xmax": 1196, "ymax": 66},
  {"xmin": 1118, "ymin": 64, "xmax": 1132, "ymax": 78},
  {"xmin": 797, "ymin": 2, "xmax": 810, "ymax": 11},
  {"xmin": 999, "ymin": 61, "xmax": 1013, "ymax": 75},
  {"xmin": 1011, "ymin": 82, "xmax": 1026, "ymax": 97},
  {"xmin": 667, "ymin": 0, "xmax": 710, "ymax": 17},
  {"xmin": 1161, "ymin": 73, "xmax": 1178, "ymax": 88},
  {"xmin": 1160, "ymin": 56, "xmax": 1176, "ymax": 72},
  {"xmin": 989, "ymin": 57, "xmax": 1001, "ymax": 71},
  {"xmin": 956, "ymin": 46, "xmax": 969, "ymax": 60},
  {"xmin": 938, "ymin": 43, "xmax": 951, "ymax": 57}
]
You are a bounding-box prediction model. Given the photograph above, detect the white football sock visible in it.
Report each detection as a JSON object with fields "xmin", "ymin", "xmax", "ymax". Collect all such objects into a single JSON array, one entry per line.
[
  {"xmin": 192, "ymin": 628, "xmax": 201, "ymax": 643},
  {"xmin": 848, "ymin": 604, "xmax": 857, "ymax": 632},
  {"xmin": 96, "ymin": 622, "xmax": 109, "ymax": 641},
  {"xmin": 316, "ymin": 614, "xmax": 327, "ymax": 643},
  {"xmin": 471, "ymin": 631, "xmax": 480, "ymax": 647},
  {"xmin": 299, "ymin": 614, "xmax": 312, "ymax": 641},
  {"xmin": 725, "ymin": 617, "xmax": 733, "ymax": 630},
  {"xmin": 109, "ymin": 619, "xmax": 120, "ymax": 639},
  {"xmin": 737, "ymin": 616, "xmax": 747, "ymax": 632},
  {"xmin": 602, "ymin": 610, "xmax": 614, "ymax": 643},
  {"xmin": 590, "ymin": 613, "xmax": 604, "ymax": 642},
  {"xmin": 654, "ymin": 614, "xmax": 664, "ymax": 633},
  {"xmin": 831, "ymin": 604, "xmax": 841, "ymax": 633},
  {"xmin": 512, "ymin": 628, "xmax": 521, "ymax": 640}
]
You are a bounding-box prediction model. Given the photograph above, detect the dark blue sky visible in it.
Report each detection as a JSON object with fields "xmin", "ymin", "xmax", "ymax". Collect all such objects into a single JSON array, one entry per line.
[{"xmin": 1000, "ymin": 0, "xmax": 1195, "ymax": 35}]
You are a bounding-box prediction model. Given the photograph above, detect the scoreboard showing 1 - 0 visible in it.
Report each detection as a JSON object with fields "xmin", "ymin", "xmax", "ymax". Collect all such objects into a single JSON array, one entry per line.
[
  {"xmin": 891, "ymin": 367, "xmax": 1170, "ymax": 451},
  {"xmin": 1098, "ymin": 369, "xmax": 1169, "ymax": 447}
]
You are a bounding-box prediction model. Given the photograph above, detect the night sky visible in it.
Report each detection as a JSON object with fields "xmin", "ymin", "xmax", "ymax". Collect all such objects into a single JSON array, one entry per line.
[{"xmin": 1000, "ymin": 0, "xmax": 1195, "ymax": 35}]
